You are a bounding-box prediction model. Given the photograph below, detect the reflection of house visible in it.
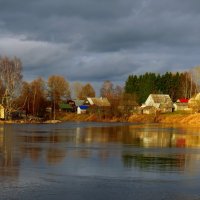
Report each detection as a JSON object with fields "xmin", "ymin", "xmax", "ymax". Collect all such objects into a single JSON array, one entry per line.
[
  {"xmin": 173, "ymin": 98, "xmax": 189, "ymax": 111},
  {"xmin": 142, "ymin": 94, "xmax": 173, "ymax": 113},
  {"xmin": 0, "ymin": 104, "xmax": 5, "ymax": 119}
]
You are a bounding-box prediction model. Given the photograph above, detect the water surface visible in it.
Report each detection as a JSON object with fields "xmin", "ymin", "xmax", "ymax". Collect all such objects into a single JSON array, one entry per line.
[{"xmin": 1, "ymin": 122, "xmax": 200, "ymax": 199}]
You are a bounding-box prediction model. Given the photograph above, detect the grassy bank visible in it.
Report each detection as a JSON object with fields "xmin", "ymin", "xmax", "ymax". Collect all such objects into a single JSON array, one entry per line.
[
  {"xmin": 59, "ymin": 112, "xmax": 200, "ymax": 126},
  {"xmin": 58, "ymin": 113, "xmax": 127, "ymax": 122},
  {"xmin": 1, "ymin": 112, "xmax": 200, "ymax": 126}
]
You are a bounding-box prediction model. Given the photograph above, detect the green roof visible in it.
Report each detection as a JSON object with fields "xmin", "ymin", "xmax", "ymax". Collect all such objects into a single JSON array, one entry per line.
[{"xmin": 59, "ymin": 103, "xmax": 73, "ymax": 109}]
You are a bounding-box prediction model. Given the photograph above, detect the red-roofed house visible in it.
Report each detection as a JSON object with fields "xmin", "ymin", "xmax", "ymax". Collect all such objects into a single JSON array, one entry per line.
[
  {"xmin": 177, "ymin": 98, "xmax": 189, "ymax": 103},
  {"xmin": 174, "ymin": 98, "xmax": 189, "ymax": 111}
]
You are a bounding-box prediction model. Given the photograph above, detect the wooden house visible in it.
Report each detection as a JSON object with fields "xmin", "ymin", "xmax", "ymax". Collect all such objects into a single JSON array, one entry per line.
[
  {"xmin": 173, "ymin": 98, "xmax": 189, "ymax": 111},
  {"xmin": 87, "ymin": 97, "xmax": 111, "ymax": 114},
  {"xmin": 142, "ymin": 94, "xmax": 173, "ymax": 113},
  {"xmin": 59, "ymin": 103, "xmax": 73, "ymax": 112},
  {"xmin": 74, "ymin": 100, "xmax": 85, "ymax": 107},
  {"xmin": 141, "ymin": 106, "xmax": 157, "ymax": 114},
  {"xmin": 87, "ymin": 97, "xmax": 111, "ymax": 107}
]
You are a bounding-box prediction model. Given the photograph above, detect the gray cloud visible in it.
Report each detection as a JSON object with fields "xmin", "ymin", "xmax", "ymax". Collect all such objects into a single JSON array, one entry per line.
[{"xmin": 0, "ymin": 0, "xmax": 200, "ymax": 91}]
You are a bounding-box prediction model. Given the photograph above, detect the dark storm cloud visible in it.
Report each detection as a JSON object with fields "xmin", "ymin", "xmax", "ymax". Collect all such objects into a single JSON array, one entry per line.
[{"xmin": 0, "ymin": 0, "xmax": 200, "ymax": 87}]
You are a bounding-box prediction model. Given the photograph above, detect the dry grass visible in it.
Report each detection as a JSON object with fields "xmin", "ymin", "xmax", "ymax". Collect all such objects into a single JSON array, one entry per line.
[
  {"xmin": 158, "ymin": 113, "xmax": 200, "ymax": 125},
  {"xmin": 128, "ymin": 112, "xmax": 200, "ymax": 126},
  {"xmin": 2, "ymin": 112, "xmax": 200, "ymax": 127},
  {"xmin": 128, "ymin": 114, "xmax": 155, "ymax": 123}
]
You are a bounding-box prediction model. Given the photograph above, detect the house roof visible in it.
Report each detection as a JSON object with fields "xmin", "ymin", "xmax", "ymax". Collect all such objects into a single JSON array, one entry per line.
[
  {"xmin": 74, "ymin": 100, "xmax": 85, "ymax": 106},
  {"xmin": 177, "ymin": 98, "xmax": 188, "ymax": 103},
  {"xmin": 87, "ymin": 97, "xmax": 111, "ymax": 107},
  {"xmin": 150, "ymin": 94, "xmax": 172, "ymax": 103},
  {"xmin": 59, "ymin": 103, "xmax": 72, "ymax": 109},
  {"xmin": 79, "ymin": 105, "xmax": 89, "ymax": 110},
  {"xmin": 193, "ymin": 93, "xmax": 200, "ymax": 100},
  {"xmin": 149, "ymin": 94, "xmax": 173, "ymax": 108}
]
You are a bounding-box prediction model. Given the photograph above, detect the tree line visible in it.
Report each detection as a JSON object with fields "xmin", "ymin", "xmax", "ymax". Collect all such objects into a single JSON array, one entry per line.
[
  {"xmin": 0, "ymin": 56, "xmax": 97, "ymax": 119},
  {"xmin": 1, "ymin": 56, "xmax": 200, "ymax": 119},
  {"xmin": 125, "ymin": 72, "xmax": 198, "ymax": 104}
]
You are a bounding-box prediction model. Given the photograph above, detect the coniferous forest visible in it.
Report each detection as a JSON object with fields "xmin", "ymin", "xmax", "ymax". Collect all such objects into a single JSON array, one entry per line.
[{"xmin": 125, "ymin": 72, "xmax": 197, "ymax": 104}]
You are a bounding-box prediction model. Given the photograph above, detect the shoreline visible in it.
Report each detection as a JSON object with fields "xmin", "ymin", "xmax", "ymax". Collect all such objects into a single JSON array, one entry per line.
[{"xmin": 1, "ymin": 113, "xmax": 200, "ymax": 127}]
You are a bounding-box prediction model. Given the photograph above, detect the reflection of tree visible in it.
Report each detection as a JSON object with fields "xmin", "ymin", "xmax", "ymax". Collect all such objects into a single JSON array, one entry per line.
[
  {"xmin": 72, "ymin": 150, "xmax": 91, "ymax": 158},
  {"xmin": 0, "ymin": 125, "xmax": 20, "ymax": 177},
  {"xmin": 20, "ymin": 146, "xmax": 42, "ymax": 162},
  {"xmin": 46, "ymin": 148, "xmax": 66, "ymax": 165},
  {"xmin": 122, "ymin": 154, "xmax": 185, "ymax": 171}
]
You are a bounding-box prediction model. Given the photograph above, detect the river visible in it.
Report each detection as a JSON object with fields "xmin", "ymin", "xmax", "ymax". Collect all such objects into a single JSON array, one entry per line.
[{"xmin": 0, "ymin": 122, "xmax": 200, "ymax": 199}]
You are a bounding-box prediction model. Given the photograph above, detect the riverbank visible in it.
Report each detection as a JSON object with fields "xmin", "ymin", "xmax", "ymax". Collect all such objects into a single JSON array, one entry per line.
[
  {"xmin": 128, "ymin": 112, "xmax": 200, "ymax": 126},
  {"xmin": 59, "ymin": 112, "xmax": 200, "ymax": 126},
  {"xmin": 1, "ymin": 112, "xmax": 200, "ymax": 126}
]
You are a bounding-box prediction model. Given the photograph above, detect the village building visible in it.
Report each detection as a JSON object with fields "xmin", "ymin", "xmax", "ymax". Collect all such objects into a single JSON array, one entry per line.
[
  {"xmin": 173, "ymin": 98, "xmax": 189, "ymax": 111},
  {"xmin": 142, "ymin": 94, "xmax": 173, "ymax": 113},
  {"xmin": 188, "ymin": 93, "xmax": 200, "ymax": 112},
  {"xmin": 0, "ymin": 104, "xmax": 5, "ymax": 119},
  {"xmin": 74, "ymin": 100, "xmax": 85, "ymax": 107},
  {"xmin": 77, "ymin": 105, "xmax": 89, "ymax": 114},
  {"xmin": 87, "ymin": 97, "xmax": 111, "ymax": 107},
  {"xmin": 86, "ymin": 97, "xmax": 111, "ymax": 115},
  {"xmin": 141, "ymin": 106, "xmax": 157, "ymax": 115},
  {"xmin": 59, "ymin": 103, "xmax": 73, "ymax": 112}
]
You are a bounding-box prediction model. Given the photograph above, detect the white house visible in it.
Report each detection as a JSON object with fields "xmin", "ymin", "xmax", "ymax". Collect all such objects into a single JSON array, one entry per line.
[
  {"xmin": 173, "ymin": 98, "xmax": 189, "ymax": 111},
  {"xmin": 142, "ymin": 94, "xmax": 173, "ymax": 113},
  {"xmin": 77, "ymin": 105, "xmax": 89, "ymax": 114}
]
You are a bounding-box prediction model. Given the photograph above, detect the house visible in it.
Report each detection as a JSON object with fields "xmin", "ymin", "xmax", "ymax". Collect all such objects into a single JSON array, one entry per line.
[
  {"xmin": 0, "ymin": 104, "xmax": 5, "ymax": 119},
  {"xmin": 87, "ymin": 97, "xmax": 111, "ymax": 115},
  {"xmin": 66, "ymin": 100, "xmax": 76, "ymax": 112},
  {"xmin": 188, "ymin": 93, "xmax": 200, "ymax": 112},
  {"xmin": 74, "ymin": 100, "xmax": 85, "ymax": 107},
  {"xmin": 141, "ymin": 106, "xmax": 157, "ymax": 114},
  {"xmin": 87, "ymin": 97, "xmax": 111, "ymax": 107},
  {"xmin": 77, "ymin": 105, "xmax": 89, "ymax": 114},
  {"xmin": 142, "ymin": 94, "xmax": 173, "ymax": 113},
  {"xmin": 59, "ymin": 103, "xmax": 73, "ymax": 112},
  {"xmin": 173, "ymin": 98, "xmax": 189, "ymax": 111}
]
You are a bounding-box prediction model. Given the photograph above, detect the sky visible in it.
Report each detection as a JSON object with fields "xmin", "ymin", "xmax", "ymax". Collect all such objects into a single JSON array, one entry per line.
[{"xmin": 0, "ymin": 0, "xmax": 200, "ymax": 91}]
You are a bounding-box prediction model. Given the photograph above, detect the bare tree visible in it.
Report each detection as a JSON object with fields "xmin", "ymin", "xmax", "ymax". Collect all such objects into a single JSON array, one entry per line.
[
  {"xmin": 72, "ymin": 82, "xmax": 83, "ymax": 99},
  {"xmin": 30, "ymin": 77, "xmax": 47, "ymax": 117},
  {"xmin": 16, "ymin": 81, "xmax": 31, "ymax": 115},
  {"xmin": 48, "ymin": 75, "xmax": 70, "ymax": 119},
  {"xmin": 100, "ymin": 80, "xmax": 114, "ymax": 99},
  {"xmin": 190, "ymin": 66, "xmax": 200, "ymax": 94},
  {"xmin": 16, "ymin": 78, "xmax": 47, "ymax": 118},
  {"xmin": 79, "ymin": 83, "xmax": 95, "ymax": 100},
  {"xmin": 0, "ymin": 56, "xmax": 23, "ymax": 118}
]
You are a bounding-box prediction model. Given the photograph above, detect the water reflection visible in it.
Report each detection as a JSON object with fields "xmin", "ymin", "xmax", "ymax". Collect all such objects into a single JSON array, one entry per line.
[
  {"xmin": 122, "ymin": 154, "xmax": 186, "ymax": 172},
  {"xmin": 1, "ymin": 123, "xmax": 200, "ymax": 178},
  {"xmin": 0, "ymin": 126, "xmax": 20, "ymax": 178}
]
